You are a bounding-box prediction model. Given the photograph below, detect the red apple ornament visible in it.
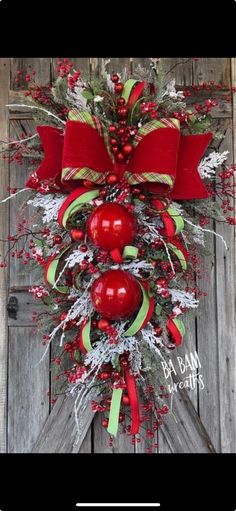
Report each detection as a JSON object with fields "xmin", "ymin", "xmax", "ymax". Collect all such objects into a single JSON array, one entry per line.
[
  {"xmin": 91, "ymin": 269, "xmax": 142, "ymax": 320},
  {"xmin": 87, "ymin": 203, "xmax": 137, "ymax": 252}
]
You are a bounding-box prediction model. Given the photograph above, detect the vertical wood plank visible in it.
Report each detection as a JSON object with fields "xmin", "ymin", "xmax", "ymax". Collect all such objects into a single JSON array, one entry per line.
[
  {"xmin": 192, "ymin": 58, "xmax": 231, "ymax": 88},
  {"xmin": 0, "ymin": 58, "xmax": 10, "ymax": 453},
  {"xmin": 158, "ymin": 57, "xmax": 197, "ymax": 453},
  {"xmin": 7, "ymin": 58, "xmax": 51, "ymax": 453},
  {"xmin": 8, "ymin": 327, "xmax": 49, "ymax": 452},
  {"xmin": 9, "ymin": 119, "xmax": 34, "ymax": 288},
  {"xmin": 161, "ymin": 58, "xmax": 193, "ymax": 86},
  {"xmin": 11, "ymin": 58, "xmax": 52, "ymax": 89}
]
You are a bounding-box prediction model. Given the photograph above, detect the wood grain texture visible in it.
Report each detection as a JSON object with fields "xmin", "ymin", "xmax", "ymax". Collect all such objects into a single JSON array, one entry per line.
[
  {"xmin": 215, "ymin": 115, "xmax": 236, "ymax": 452},
  {"xmin": 193, "ymin": 58, "xmax": 231, "ymax": 89},
  {"xmin": 0, "ymin": 58, "xmax": 10, "ymax": 453},
  {"xmin": 8, "ymin": 327, "xmax": 49, "ymax": 452},
  {"xmin": 7, "ymin": 291, "xmax": 46, "ymax": 327},
  {"xmin": 158, "ymin": 378, "xmax": 215, "ymax": 453},
  {"xmin": 32, "ymin": 393, "xmax": 94, "ymax": 453},
  {"xmin": 11, "ymin": 58, "xmax": 52, "ymax": 90}
]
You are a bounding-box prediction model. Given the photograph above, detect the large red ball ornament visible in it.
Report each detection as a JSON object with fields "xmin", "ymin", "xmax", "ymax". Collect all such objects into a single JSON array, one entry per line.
[
  {"xmin": 90, "ymin": 269, "xmax": 142, "ymax": 320},
  {"xmin": 87, "ymin": 203, "xmax": 137, "ymax": 251}
]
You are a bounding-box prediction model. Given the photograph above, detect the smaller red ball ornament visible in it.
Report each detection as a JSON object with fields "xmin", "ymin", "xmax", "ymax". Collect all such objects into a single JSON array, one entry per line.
[
  {"xmin": 122, "ymin": 143, "xmax": 133, "ymax": 157},
  {"xmin": 90, "ymin": 269, "xmax": 142, "ymax": 320},
  {"xmin": 108, "ymin": 125, "xmax": 116, "ymax": 133},
  {"xmin": 115, "ymin": 83, "xmax": 124, "ymax": 94},
  {"xmin": 106, "ymin": 173, "xmax": 119, "ymax": 185},
  {"xmin": 116, "ymin": 152, "xmax": 125, "ymax": 163},
  {"xmin": 70, "ymin": 229, "xmax": 85, "ymax": 242}
]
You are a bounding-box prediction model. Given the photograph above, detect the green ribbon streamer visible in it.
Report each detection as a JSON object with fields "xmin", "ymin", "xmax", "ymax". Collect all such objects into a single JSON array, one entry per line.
[
  {"xmin": 107, "ymin": 387, "xmax": 123, "ymax": 436},
  {"xmin": 121, "ymin": 79, "xmax": 139, "ymax": 103},
  {"xmin": 122, "ymin": 245, "xmax": 139, "ymax": 260},
  {"xmin": 46, "ymin": 246, "xmax": 71, "ymax": 294},
  {"xmin": 82, "ymin": 318, "xmax": 92, "ymax": 352},
  {"xmin": 167, "ymin": 207, "xmax": 185, "ymax": 234},
  {"xmin": 167, "ymin": 243, "xmax": 187, "ymax": 271},
  {"xmin": 173, "ymin": 317, "xmax": 186, "ymax": 337},
  {"xmin": 124, "ymin": 283, "xmax": 150, "ymax": 337},
  {"xmin": 62, "ymin": 189, "xmax": 99, "ymax": 228}
]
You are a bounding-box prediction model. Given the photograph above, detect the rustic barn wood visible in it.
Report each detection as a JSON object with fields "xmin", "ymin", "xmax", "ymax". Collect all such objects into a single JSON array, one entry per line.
[{"xmin": 0, "ymin": 58, "xmax": 235, "ymax": 453}]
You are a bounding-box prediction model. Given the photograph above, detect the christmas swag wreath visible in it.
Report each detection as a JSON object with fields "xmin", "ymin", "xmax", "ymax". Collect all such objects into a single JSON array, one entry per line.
[{"xmin": 1, "ymin": 59, "xmax": 235, "ymax": 450}]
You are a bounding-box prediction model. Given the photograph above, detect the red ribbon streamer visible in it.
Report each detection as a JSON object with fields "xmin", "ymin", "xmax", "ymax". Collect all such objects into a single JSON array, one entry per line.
[{"xmin": 124, "ymin": 367, "xmax": 140, "ymax": 435}]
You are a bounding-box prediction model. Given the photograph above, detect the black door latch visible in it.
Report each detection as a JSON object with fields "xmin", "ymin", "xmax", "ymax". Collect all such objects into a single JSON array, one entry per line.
[{"xmin": 7, "ymin": 296, "xmax": 19, "ymax": 320}]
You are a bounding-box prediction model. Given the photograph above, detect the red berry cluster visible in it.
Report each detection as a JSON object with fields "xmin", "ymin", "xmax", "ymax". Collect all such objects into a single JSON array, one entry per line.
[
  {"xmin": 67, "ymin": 70, "xmax": 81, "ymax": 91},
  {"xmin": 140, "ymin": 101, "xmax": 158, "ymax": 119}
]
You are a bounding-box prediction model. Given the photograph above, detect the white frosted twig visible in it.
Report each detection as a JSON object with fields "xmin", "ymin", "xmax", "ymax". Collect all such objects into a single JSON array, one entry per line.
[
  {"xmin": 6, "ymin": 104, "xmax": 66, "ymax": 125},
  {"xmin": 0, "ymin": 188, "xmax": 29, "ymax": 204},
  {"xmin": 159, "ymin": 234, "xmax": 175, "ymax": 274},
  {"xmin": 184, "ymin": 218, "xmax": 228, "ymax": 250},
  {"xmin": 0, "ymin": 133, "xmax": 38, "ymax": 146}
]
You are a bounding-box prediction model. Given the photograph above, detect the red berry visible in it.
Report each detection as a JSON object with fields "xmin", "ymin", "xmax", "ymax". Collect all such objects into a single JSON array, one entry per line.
[
  {"xmin": 100, "ymin": 371, "xmax": 111, "ymax": 380},
  {"xmin": 138, "ymin": 194, "xmax": 146, "ymax": 201},
  {"xmin": 98, "ymin": 319, "xmax": 110, "ymax": 330},
  {"xmin": 117, "ymin": 127, "xmax": 125, "ymax": 136},
  {"xmin": 117, "ymin": 97, "xmax": 126, "ymax": 106},
  {"xmin": 154, "ymin": 326, "xmax": 163, "ymax": 337},
  {"xmin": 79, "ymin": 244, "xmax": 88, "ymax": 252},
  {"xmin": 109, "ymin": 125, "xmax": 116, "ymax": 133},
  {"xmin": 115, "ymin": 83, "xmax": 124, "ymax": 94},
  {"xmin": 120, "ymin": 359, "xmax": 128, "ymax": 368},
  {"xmin": 119, "ymin": 412, "xmax": 125, "ymax": 423},
  {"xmin": 156, "ymin": 277, "xmax": 167, "ymax": 287},
  {"xmin": 53, "ymin": 235, "xmax": 62, "ymax": 245},
  {"xmin": 110, "ymin": 137, "xmax": 118, "ymax": 146},
  {"xmin": 102, "ymin": 418, "xmax": 109, "ymax": 428},
  {"xmin": 111, "ymin": 73, "xmax": 119, "ymax": 84},
  {"xmin": 117, "ymin": 106, "xmax": 128, "ymax": 118},
  {"xmin": 122, "ymin": 394, "xmax": 130, "ymax": 406}
]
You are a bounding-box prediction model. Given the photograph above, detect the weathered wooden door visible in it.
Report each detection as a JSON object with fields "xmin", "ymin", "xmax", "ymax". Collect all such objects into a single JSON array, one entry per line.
[{"xmin": 0, "ymin": 58, "xmax": 235, "ymax": 453}]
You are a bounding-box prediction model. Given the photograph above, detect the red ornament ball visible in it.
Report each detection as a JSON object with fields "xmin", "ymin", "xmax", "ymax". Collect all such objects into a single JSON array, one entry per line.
[
  {"xmin": 70, "ymin": 229, "xmax": 85, "ymax": 242},
  {"xmin": 87, "ymin": 203, "xmax": 137, "ymax": 251},
  {"xmin": 122, "ymin": 143, "xmax": 133, "ymax": 157},
  {"xmin": 106, "ymin": 173, "xmax": 119, "ymax": 185},
  {"xmin": 90, "ymin": 269, "xmax": 142, "ymax": 320}
]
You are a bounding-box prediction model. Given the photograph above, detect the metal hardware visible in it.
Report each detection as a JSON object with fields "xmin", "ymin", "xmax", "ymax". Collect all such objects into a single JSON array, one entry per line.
[{"xmin": 7, "ymin": 295, "xmax": 19, "ymax": 320}]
